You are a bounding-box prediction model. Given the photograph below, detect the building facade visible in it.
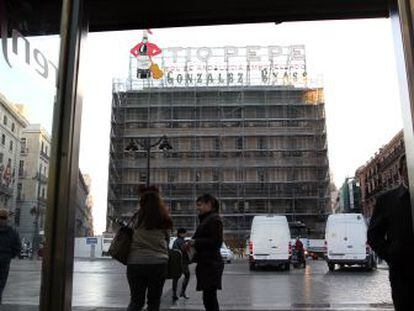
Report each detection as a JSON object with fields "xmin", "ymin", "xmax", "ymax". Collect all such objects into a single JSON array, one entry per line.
[
  {"xmin": 356, "ymin": 130, "xmax": 405, "ymax": 220},
  {"xmin": 108, "ymin": 85, "xmax": 330, "ymax": 240},
  {"xmin": 0, "ymin": 94, "xmax": 29, "ymax": 217},
  {"xmin": 338, "ymin": 177, "xmax": 361, "ymax": 214},
  {"xmin": 15, "ymin": 124, "xmax": 51, "ymax": 244},
  {"xmin": 75, "ymin": 172, "xmax": 94, "ymax": 237}
]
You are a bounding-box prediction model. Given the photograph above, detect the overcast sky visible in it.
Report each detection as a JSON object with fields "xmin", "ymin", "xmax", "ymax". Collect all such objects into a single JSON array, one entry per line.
[{"xmin": 0, "ymin": 19, "xmax": 404, "ymax": 235}]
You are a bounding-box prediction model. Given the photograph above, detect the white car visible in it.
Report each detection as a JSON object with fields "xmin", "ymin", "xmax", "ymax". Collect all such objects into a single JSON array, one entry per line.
[
  {"xmin": 325, "ymin": 213, "xmax": 376, "ymax": 271},
  {"xmin": 220, "ymin": 243, "xmax": 234, "ymax": 263}
]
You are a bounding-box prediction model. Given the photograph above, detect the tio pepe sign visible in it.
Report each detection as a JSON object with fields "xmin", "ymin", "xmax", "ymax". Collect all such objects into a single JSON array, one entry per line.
[{"xmin": 130, "ymin": 45, "xmax": 307, "ymax": 88}]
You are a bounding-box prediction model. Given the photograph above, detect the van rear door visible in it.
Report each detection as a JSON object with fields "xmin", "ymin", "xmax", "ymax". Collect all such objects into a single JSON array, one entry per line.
[
  {"xmin": 252, "ymin": 226, "xmax": 271, "ymax": 257},
  {"xmin": 267, "ymin": 223, "xmax": 290, "ymax": 260},
  {"xmin": 327, "ymin": 221, "xmax": 347, "ymax": 259},
  {"xmin": 345, "ymin": 221, "xmax": 367, "ymax": 260}
]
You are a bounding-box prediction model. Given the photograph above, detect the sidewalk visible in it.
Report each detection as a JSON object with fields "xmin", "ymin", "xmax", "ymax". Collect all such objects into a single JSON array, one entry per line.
[
  {"xmin": 377, "ymin": 262, "xmax": 389, "ymax": 270},
  {"xmin": 0, "ymin": 304, "xmax": 395, "ymax": 311}
]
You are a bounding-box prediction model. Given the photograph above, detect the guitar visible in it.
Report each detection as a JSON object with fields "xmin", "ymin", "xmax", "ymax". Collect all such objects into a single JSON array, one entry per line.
[{"xmin": 150, "ymin": 62, "xmax": 164, "ymax": 80}]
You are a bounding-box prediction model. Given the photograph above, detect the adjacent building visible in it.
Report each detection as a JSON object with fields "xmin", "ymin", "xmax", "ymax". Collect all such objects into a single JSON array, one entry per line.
[
  {"xmin": 356, "ymin": 130, "xmax": 405, "ymax": 220},
  {"xmin": 76, "ymin": 172, "xmax": 94, "ymax": 237},
  {"xmin": 0, "ymin": 94, "xmax": 29, "ymax": 217},
  {"xmin": 338, "ymin": 177, "xmax": 361, "ymax": 214},
  {"xmin": 1, "ymin": 93, "xmax": 94, "ymax": 243},
  {"xmin": 15, "ymin": 124, "xmax": 51, "ymax": 244},
  {"xmin": 83, "ymin": 174, "xmax": 94, "ymax": 236}
]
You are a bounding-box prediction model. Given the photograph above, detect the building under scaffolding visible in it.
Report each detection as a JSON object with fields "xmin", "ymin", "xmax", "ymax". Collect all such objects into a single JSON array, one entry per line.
[{"xmin": 107, "ymin": 46, "xmax": 331, "ymax": 242}]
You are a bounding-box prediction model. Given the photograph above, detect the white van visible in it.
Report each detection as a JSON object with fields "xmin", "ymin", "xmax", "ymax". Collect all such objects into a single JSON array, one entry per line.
[
  {"xmin": 325, "ymin": 213, "xmax": 376, "ymax": 271},
  {"xmin": 249, "ymin": 215, "xmax": 291, "ymax": 271}
]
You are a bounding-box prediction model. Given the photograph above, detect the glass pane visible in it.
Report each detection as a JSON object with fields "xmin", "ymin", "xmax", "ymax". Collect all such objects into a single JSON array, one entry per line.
[
  {"xmin": 0, "ymin": 0, "xmax": 61, "ymax": 308},
  {"xmin": 76, "ymin": 19, "xmax": 401, "ymax": 310}
]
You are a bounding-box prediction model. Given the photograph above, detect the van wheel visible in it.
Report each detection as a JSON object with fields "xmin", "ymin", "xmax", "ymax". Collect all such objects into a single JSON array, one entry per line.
[
  {"xmin": 328, "ymin": 263, "xmax": 335, "ymax": 271},
  {"xmin": 285, "ymin": 263, "xmax": 291, "ymax": 271},
  {"xmin": 249, "ymin": 263, "xmax": 256, "ymax": 271}
]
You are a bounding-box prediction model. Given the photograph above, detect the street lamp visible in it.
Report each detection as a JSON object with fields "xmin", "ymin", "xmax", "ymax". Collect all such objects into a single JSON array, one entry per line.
[{"xmin": 125, "ymin": 135, "xmax": 172, "ymax": 187}]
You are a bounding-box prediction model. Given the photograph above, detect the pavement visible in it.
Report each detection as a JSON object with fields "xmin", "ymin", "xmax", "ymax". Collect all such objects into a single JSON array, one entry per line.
[{"xmin": 1, "ymin": 258, "xmax": 394, "ymax": 310}]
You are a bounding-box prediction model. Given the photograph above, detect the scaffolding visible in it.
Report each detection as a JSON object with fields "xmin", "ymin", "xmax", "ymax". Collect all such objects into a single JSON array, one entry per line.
[{"xmin": 107, "ymin": 46, "xmax": 330, "ymax": 243}]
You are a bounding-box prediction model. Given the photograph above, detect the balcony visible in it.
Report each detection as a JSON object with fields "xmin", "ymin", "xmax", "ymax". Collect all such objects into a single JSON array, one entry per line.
[
  {"xmin": 18, "ymin": 170, "xmax": 28, "ymax": 178},
  {"xmin": 40, "ymin": 151, "xmax": 50, "ymax": 161},
  {"xmin": 20, "ymin": 147, "xmax": 29, "ymax": 154},
  {"xmin": 0, "ymin": 184, "xmax": 13, "ymax": 196},
  {"xmin": 34, "ymin": 172, "xmax": 49, "ymax": 184},
  {"xmin": 38, "ymin": 196, "xmax": 48, "ymax": 205}
]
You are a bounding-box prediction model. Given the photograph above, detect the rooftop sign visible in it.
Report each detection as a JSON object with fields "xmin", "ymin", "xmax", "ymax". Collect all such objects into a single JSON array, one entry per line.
[{"xmin": 126, "ymin": 45, "xmax": 308, "ymax": 89}]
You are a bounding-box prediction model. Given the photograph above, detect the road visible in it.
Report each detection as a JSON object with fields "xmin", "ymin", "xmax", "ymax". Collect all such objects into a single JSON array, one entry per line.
[{"xmin": 2, "ymin": 258, "xmax": 393, "ymax": 310}]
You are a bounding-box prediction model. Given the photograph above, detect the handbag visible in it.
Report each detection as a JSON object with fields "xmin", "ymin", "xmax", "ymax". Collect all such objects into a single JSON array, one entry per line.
[
  {"xmin": 108, "ymin": 213, "xmax": 138, "ymax": 265},
  {"xmin": 167, "ymin": 248, "xmax": 183, "ymax": 279}
]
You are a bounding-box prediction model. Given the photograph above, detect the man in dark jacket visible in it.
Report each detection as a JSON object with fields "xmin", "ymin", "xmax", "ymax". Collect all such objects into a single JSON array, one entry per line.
[
  {"xmin": 172, "ymin": 228, "xmax": 190, "ymax": 301},
  {"xmin": 0, "ymin": 208, "xmax": 21, "ymax": 304},
  {"xmin": 368, "ymin": 155, "xmax": 414, "ymax": 311},
  {"xmin": 186, "ymin": 194, "xmax": 224, "ymax": 311}
]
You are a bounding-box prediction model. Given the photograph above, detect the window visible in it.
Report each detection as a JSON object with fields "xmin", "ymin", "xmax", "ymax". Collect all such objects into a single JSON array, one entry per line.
[
  {"xmin": 21, "ymin": 138, "xmax": 27, "ymax": 152},
  {"xmin": 9, "ymin": 140, "xmax": 13, "ymax": 152},
  {"xmin": 41, "ymin": 141, "xmax": 44, "ymax": 153},
  {"xmin": 1, "ymin": 134, "xmax": 5, "ymax": 145},
  {"xmin": 256, "ymin": 106, "xmax": 266, "ymax": 118},
  {"xmin": 167, "ymin": 170, "xmax": 176, "ymax": 183},
  {"xmin": 11, "ymin": 123, "xmax": 15, "ymax": 132},
  {"xmin": 258, "ymin": 137, "xmax": 267, "ymax": 150},
  {"xmin": 191, "ymin": 137, "xmax": 200, "ymax": 151},
  {"xmin": 17, "ymin": 183, "xmax": 22, "ymax": 200},
  {"xmin": 214, "ymin": 137, "xmax": 221, "ymax": 151},
  {"xmin": 195, "ymin": 170, "xmax": 201, "ymax": 182},
  {"xmin": 3, "ymin": 115, "xmax": 7, "ymax": 126},
  {"xmin": 236, "ymin": 137, "xmax": 244, "ymax": 150},
  {"xmin": 14, "ymin": 208, "xmax": 21, "ymax": 226},
  {"xmin": 139, "ymin": 172, "xmax": 147, "ymax": 183},
  {"xmin": 213, "ymin": 169, "xmax": 220, "ymax": 182},
  {"xmin": 41, "ymin": 187, "xmax": 46, "ymax": 198},
  {"xmin": 258, "ymin": 170, "xmax": 265, "ymax": 183},
  {"xmin": 0, "ymin": 153, "xmax": 3, "ymax": 164},
  {"xmin": 19, "ymin": 160, "xmax": 24, "ymax": 176}
]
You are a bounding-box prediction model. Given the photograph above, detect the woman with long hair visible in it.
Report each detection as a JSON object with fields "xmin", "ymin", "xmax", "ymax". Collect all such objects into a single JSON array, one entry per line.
[
  {"xmin": 126, "ymin": 186, "xmax": 173, "ymax": 311},
  {"xmin": 187, "ymin": 193, "xmax": 224, "ymax": 311}
]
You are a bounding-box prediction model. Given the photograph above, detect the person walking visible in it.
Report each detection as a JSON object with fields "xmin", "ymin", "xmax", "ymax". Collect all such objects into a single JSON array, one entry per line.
[
  {"xmin": 126, "ymin": 186, "xmax": 173, "ymax": 311},
  {"xmin": 172, "ymin": 228, "xmax": 190, "ymax": 301},
  {"xmin": 186, "ymin": 194, "xmax": 224, "ymax": 311},
  {"xmin": 368, "ymin": 155, "xmax": 414, "ymax": 311},
  {"xmin": 0, "ymin": 208, "xmax": 21, "ymax": 304}
]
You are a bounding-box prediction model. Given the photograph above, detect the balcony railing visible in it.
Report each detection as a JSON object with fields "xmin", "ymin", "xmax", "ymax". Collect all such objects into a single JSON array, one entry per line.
[
  {"xmin": 20, "ymin": 147, "xmax": 29, "ymax": 154},
  {"xmin": 0, "ymin": 184, "xmax": 13, "ymax": 196},
  {"xmin": 40, "ymin": 151, "xmax": 50, "ymax": 160}
]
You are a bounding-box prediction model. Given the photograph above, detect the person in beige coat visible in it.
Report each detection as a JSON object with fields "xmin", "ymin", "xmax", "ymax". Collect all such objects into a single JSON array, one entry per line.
[{"xmin": 126, "ymin": 186, "xmax": 173, "ymax": 311}]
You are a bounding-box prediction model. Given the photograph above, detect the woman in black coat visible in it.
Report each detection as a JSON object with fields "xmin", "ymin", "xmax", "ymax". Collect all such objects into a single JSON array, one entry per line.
[{"xmin": 187, "ymin": 194, "xmax": 224, "ymax": 311}]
